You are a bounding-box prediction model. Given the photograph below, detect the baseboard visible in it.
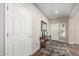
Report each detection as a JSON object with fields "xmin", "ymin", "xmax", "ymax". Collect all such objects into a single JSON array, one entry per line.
[{"xmin": 31, "ymin": 48, "xmax": 40, "ymax": 55}]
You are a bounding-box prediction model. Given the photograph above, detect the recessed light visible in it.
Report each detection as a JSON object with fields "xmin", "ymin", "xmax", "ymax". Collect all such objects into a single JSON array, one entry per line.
[{"xmin": 55, "ymin": 10, "xmax": 59, "ymax": 14}]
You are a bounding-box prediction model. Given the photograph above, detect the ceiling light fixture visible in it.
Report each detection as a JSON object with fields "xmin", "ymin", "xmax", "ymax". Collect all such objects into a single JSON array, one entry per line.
[{"xmin": 55, "ymin": 10, "xmax": 59, "ymax": 14}]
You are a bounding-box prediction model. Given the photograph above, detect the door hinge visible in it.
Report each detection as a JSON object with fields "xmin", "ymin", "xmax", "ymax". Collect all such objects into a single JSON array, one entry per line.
[
  {"xmin": 7, "ymin": 33, "xmax": 9, "ymax": 37},
  {"xmin": 7, "ymin": 6, "xmax": 8, "ymax": 10}
]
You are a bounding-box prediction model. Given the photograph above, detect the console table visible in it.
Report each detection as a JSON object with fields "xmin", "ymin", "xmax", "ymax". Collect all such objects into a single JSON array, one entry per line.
[{"xmin": 40, "ymin": 37, "xmax": 49, "ymax": 49}]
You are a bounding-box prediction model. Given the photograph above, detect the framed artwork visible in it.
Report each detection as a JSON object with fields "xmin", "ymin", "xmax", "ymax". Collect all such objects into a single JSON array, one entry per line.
[
  {"xmin": 60, "ymin": 23, "xmax": 65, "ymax": 38},
  {"xmin": 41, "ymin": 21, "xmax": 47, "ymax": 31}
]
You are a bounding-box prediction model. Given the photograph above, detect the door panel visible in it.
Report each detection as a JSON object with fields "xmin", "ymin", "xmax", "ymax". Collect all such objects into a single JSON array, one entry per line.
[
  {"xmin": 5, "ymin": 4, "xmax": 14, "ymax": 56},
  {"xmin": 5, "ymin": 4, "xmax": 32, "ymax": 56}
]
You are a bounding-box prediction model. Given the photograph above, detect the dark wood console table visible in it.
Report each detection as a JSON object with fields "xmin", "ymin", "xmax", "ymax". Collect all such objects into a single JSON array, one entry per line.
[{"xmin": 40, "ymin": 37, "xmax": 49, "ymax": 49}]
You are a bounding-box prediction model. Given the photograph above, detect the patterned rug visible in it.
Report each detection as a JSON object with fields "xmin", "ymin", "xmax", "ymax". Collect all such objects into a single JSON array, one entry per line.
[{"xmin": 40, "ymin": 40, "xmax": 71, "ymax": 56}]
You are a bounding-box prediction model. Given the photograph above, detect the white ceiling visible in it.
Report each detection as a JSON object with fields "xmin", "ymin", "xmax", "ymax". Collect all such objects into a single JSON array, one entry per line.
[{"xmin": 35, "ymin": 3, "xmax": 75, "ymax": 20}]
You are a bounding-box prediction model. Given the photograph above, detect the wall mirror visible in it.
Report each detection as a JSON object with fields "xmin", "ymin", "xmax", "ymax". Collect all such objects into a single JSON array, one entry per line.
[{"xmin": 41, "ymin": 21, "xmax": 47, "ymax": 31}]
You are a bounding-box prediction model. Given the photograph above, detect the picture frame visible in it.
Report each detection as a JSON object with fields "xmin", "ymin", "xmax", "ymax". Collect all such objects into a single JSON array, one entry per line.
[
  {"xmin": 41, "ymin": 21, "xmax": 47, "ymax": 31},
  {"xmin": 60, "ymin": 23, "xmax": 66, "ymax": 38}
]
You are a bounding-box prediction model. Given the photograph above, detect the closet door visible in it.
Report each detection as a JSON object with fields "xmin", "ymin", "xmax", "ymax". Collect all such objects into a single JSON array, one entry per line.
[{"xmin": 5, "ymin": 4, "xmax": 32, "ymax": 56}]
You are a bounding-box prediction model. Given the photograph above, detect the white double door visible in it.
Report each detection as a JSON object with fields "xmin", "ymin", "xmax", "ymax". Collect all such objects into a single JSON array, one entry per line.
[{"xmin": 5, "ymin": 4, "xmax": 32, "ymax": 56}]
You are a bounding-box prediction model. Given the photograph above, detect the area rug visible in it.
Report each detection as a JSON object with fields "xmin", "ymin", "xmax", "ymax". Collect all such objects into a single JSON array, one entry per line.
[{"xmin": 40, "ymin": 40, "xmax": 71, "ymax": 56}]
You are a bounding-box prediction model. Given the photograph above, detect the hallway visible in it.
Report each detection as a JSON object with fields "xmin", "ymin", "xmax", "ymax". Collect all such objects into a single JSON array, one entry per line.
[{"xmin": 0, "ymin": 3, "xmax": 79, "ymax": 56}]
